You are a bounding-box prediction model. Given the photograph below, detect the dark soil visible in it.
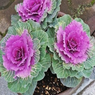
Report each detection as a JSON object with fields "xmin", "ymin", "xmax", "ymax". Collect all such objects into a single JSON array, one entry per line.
[{"xmin": 34, "ymin": 69, "xmax": 68, "ymax": 95}]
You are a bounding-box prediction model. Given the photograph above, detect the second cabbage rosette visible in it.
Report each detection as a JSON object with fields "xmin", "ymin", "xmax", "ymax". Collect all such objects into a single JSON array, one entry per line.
[
  {"xmin": 47, "ymin": 14, "xmax": 95, "ymax": 87},
  {"xmin": 0, "ymin": 20, "xmax": 51, "ymax": 94},
  {"xmin": 14, "ymin": 0, "xmax": 62, "ymax": 30}
]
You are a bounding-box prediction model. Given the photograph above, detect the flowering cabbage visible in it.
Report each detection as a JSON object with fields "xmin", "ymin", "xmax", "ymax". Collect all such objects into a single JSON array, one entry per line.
[
  {"xmin": 16, "ymin": 0, "xmax": 52, "ymax": 22},
  {"xmin": 15, "ymin": 0, "xmax": 62, "ymax": 30},
  {"xmin": 0, "ymin": 20, "xmax": 50, "ymax": 94},
  {"xmin": 47, "ymin": 14, "xmax": 95, "ymax": 87},
  {"xmin": 55, "ymin": 20, "xmax": 90, "ymax": 64}
]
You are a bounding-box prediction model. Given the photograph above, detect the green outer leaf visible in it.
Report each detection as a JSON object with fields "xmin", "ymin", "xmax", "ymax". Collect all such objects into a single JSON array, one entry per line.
[
  {"xmin": 41, "ymin": 0, "xmax": 62, "ymax": 30},
  {"xmin": 33, "ymin": 38, "xmax": 41, "ymax": 64},
  {"xmin": 0, "ymin": 26, "xmax": 17, "ymax": 52},
  {"xmin": 40, "ymin": 53, "xmax": 51, "ymax": 72},
  {"xmin": 48, "ymin": 0, "xmax": 56, "ymax": 14},
  {"xmin": 11, "ymin": 20, "xmax": 41, "ymax": 35},
  {"xmin": 8, "ymin": 77, "xmax": 32, "ymax": 93},
  {"xmin": 40, "ymin": 45, "xmax": 46, "ymax": 60},
  {"xmin": 34, "ymin": 53, "xmax": 51, "ymax": 81},
  {"xmin": 60, "ymin": 77, "xmax": 82, "ymax": 87},
  {"xmin": 75, "ymin": 18, "xmax": 90, "ymax": 36},
  {"xmin": 56, "ymin": 14, "xmax": 72, "ymax": 29},
  {"xmin": 31, "ymin": 62, "xmax": 42, "ymax": 78},
  {"xmin": 52, "ymin": 56, "xmax": 94, "ymax": 79},
  {"xmin": 31, "ymin": 30, "xmax": 48, "ymax": 46},
  {"xmin": 7, "ymin": 26, "xmax": 17, "ymax": 35},
  {"xmin": 34, "ymin": 70, "xmax": 45, "ymax": 81},
  {"xmin": 50, "ymin": 14, "xmax": 72, "ymax": 30},
  {"xmin": 23, "ymin": 79, "xmax": 37, "ymax": 95},
  {"xmin": 11, "ymin": 15, "xmax": 20, "ymax": 26},
  {"xmin": 48, "ymin": 38, "xmax": 55, "ymax": 53},
  {"xmin": 47, "ymin": 28, "xmax": 55, "ymax": 53},
  {"xmin": 47, "ymin": 28, "xmax": 55, "ymax": 38},
  {"xmin": 0, "ymin": 49, "xmax": 3, "ymax": 63},
  {"xmin": 0, "ymin": 64, "xmax": 15, "ymax": 82},
  {"xmin": 83, "ymin": 53, "xmax": 95, "ymax": 69},
  {"xmin": 87, "ymin": 37, "xmax": 95, "ymax": 58},
  {"xmin": 2, "ymin": 70, "xmax": 15, "ymax": 82},
  {"xmin": 52, "ymin": 59, "xmax": 65, "ymax": 78},
  {"xmin": 27, "ymin": 20, "xmax": 41, "ymax": 31},
  {"xmin": 41, "ymin": 18, "xmax": 48, "ymax": 29},
  {"xmin": 31, "ymin": 30, "xmax": 48, "ymax": 60},
  {"xmin": 62, "ymin": 63, "xmax": 84, "ymax": 72},
  {"xmin": 47, "ymin": 0, "xmax": 62, "ymax": 23},
  {"xmin": 82, "ymin": 68, "xmax": 93, "ymax": 78},
  {"xmin": 50, "ymin": 65, "xmax": 55, "ymax": 74},
  {"xmin": 0, "ymin": 19, "xmax": 49, "ymax": 94},
  {"xmin": 0, "ymin": 26, "xmax": 17, "ymax": 50}
]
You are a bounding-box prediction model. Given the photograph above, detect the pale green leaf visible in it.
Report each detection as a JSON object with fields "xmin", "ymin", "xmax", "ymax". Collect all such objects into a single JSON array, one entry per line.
[
  {"xmin": 52, "ymin": 59, "xmax": 64, "ymax": 78},
  {"xmin": 40, "ymin": 53, "xmax": 51, "ymax": 72},
  {"xmin": 41, "ymin": 0, "xmax": 62, "ymax": 30},
  {"xmin": 0, "ymin": 49, "xmax": 3, "ymax": 63},
  {"xmin": 47, "ymin": 0, "xmax": 62, "ymax": 23},
  {"xmin": 31, "ymin": 63, "xmax": 42, "ymax": 78},
  {"xmin": 75, "ymin": 18, "xmax": 90, "ymax": 36},
  {"xmin": 60, "ymin": 77, "xmax": 82, "ymax": 87},
  {"xmin": 50, "ymin": 65, "xmax": 55, "ymax": 74},
  {"xmin": 83, "ymin": 53, "xmax": 95, "ymax": 69},
  {"xmin": 52, "ymin": 58, "xmax": 79, "ymax": 78},
  {"xmin": 0, "ymin": 64, "xmax": 15, "ymax": 82},
  {"xmin": 82, "ymin": 68, "xmax": 93, "ymax": 78},
  {"xmin": 47, "ymin": 28, "xmax": 55, "ymax": 38},
  {"xmin": 33, "ymin": 54, "xmax": 51, "ymax": 81},
  {"xmin": 55, "ymin": 14, "xmax": 72, "ymax": 30},
  {"xmin": 11, "ymin": 15, "xmax": 20, "ymax": 26},
  {"xmin": 27, "ymin": 20, "xmax": 41, "ymax": 31},
  {"xmin": 8, "ymin": 77, "xmax": 32, "ymax": 93},
  {"xmin": 40, "ymin": 45, "xmax": 46, "ymax": 60},
  {"xmin": 31, "ymin": 30, "xmax": 48, "ymax": 46},
  {"xmin": 48, "ymin": 0, "xmax": 56, "ymax": 14},
  {"xmin": 34, "ymin": 70, "xmax": 45, "ymax": 81},
  {"xmin": 33, "ymin": 38, "xmax": 41, "ymax": 64},
  {"xmin": 8, "ymin": 26, "xmax": 17, "ymax": 35},
  {"xmin": 23, "ymin": 80, "xmax": 37, "ymax": 95},
  {"xmin": 33, "ymin": 38, "xmax": 41, "ymax": 51}
]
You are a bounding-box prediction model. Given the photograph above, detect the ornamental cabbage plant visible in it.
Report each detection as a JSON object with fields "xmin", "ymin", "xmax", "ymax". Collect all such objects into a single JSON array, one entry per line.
[
  {"xmin": 0, "ymin": 20, "xmax": 51, "ymax": 94},
  {"xmin": 3, "ymin": 30, "xmax": 35, "ymax": 78},
  {"xmin": 47, "ymin": 14, "xmax": 95, "ymax": 87},
  {"xmin": 15, "ymin": 0, "xmax": 62, "ymax": 30},
  {"xmin": 16, "ymin": 0, "xmax": 51, "ymax": 22},
  {"xmin": 55, "ymin": 20, "xmax": 90, "ymax": 64}
]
